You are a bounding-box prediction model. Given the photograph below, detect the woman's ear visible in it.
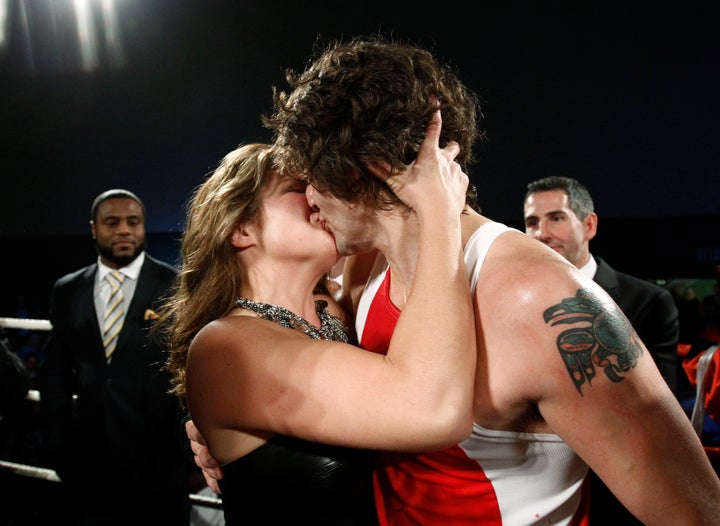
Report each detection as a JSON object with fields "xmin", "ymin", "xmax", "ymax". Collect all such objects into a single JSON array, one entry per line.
[{"xmin": 230, "ymin": 224, "xmax": 255, "ymax": 249}]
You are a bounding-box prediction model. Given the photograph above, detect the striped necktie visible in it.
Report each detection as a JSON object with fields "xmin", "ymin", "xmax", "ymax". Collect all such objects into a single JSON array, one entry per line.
[{"xmin": 103, "ymin": 270, "xmax": 125, "ymax": 359}]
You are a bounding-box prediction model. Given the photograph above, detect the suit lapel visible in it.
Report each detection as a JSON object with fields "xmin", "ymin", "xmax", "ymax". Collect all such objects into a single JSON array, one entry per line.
[
  {"xmin": 593, "ymin": 258, "xmax": 619, "ymax": 291},
  {"xmin": 80, "ymin": 264, "xmax": 103, "ymax": 342}
]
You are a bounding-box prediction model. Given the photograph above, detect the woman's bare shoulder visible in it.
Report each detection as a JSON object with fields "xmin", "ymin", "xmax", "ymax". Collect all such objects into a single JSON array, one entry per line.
[{"xmin": 191, "ymin": 314, "xmax": 277, "ymax": 354}]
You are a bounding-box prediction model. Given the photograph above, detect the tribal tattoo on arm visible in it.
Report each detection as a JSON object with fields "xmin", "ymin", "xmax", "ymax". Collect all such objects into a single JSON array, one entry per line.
[{"xmin": 543, "ymin": 289, "xmax": 644, "ymax": 395}]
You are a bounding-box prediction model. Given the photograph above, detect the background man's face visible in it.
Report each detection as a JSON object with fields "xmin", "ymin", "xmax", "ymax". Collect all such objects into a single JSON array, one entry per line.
[
  {"xmin": 92, "ymin": 198, "xmax": 146, "ymax": 267},
  {"xmin": 523, "ymin": 189, "xmax": 591, "ymax": 267}
]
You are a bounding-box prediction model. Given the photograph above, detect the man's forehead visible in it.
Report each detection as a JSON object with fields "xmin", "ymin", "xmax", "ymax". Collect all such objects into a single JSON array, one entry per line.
[
  {"xmin": 531, "ymin": 190, "xmax": 570, "ymax": 205},
  {"xmin": 97, "ymin": 199, "xmax": 144, "ymax": 218}
]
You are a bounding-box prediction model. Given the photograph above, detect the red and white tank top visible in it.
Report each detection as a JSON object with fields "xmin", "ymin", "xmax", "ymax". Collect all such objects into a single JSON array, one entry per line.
[{"xmin": 356, "ymin": 221, "xmax": 590, "ymax": 526}]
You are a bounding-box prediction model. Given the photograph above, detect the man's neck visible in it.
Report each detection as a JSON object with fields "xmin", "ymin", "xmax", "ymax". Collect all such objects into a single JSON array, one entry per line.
[
  {"xmin": 373, "ymin": 209, "xmax": 420, "ymax": 308},
  {"xmin": 380, "ymin": 207, "xmax": 490, "ymax": 309}
]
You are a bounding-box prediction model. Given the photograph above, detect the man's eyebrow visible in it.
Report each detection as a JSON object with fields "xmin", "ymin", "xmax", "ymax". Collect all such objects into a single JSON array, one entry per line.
[
  {"xmin": 102, "ymin": 214, "xmax": 142, "ymax": 220},
  {"xmin": 525, "ymin": 209, "xmax": 566, "ymax": 221}
]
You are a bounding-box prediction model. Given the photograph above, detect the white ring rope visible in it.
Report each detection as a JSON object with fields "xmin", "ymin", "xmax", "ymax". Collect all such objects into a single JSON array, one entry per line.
[
  {"xmin": 0, "ymin": 317, "xmax": 52, "ymax": 331},
  {"xmin": 1, "ymin": 318, "xmax": 48, "ymax": 402}
]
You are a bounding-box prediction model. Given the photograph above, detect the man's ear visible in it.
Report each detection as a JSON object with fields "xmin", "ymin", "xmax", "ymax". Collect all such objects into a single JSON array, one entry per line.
[
  {"xmin": 230, "ymin": 224, "xmax": 255, "ymax": 249},
  {"xmin": 584, "ymin": 212, "xmax": 599, "ymax": 241}
]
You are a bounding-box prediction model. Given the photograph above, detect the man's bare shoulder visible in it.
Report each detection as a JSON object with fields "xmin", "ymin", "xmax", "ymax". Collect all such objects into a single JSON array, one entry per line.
[
  {"xmin": 471, "ymin": 225, "xmax": 632, "ymax": 405},
  {"xmin": 474, "ymin": 222, "xmax": 670, "ymax": 417},
  {"xmin": 478, "ymin": 226, "xmax": 590, "ymax": 303}
]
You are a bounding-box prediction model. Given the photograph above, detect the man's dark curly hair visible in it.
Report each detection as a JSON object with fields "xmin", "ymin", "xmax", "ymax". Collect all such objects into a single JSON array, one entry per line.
[{"xmin": 262, "ymin": 34, "xmax": 484, "ymax": 210}]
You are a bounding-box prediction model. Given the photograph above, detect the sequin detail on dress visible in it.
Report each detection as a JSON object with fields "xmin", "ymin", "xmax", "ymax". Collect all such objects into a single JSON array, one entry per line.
[{"xmin": 235, "ymin": 298, "xmax": 350, "ymax": 343}]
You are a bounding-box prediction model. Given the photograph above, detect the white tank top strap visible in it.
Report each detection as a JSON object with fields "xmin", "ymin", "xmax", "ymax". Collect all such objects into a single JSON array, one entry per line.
[
  {"xmin": 354, "ymin": 253, "xmax": 389, "ymax": 341},
  {"xmin": 464, "ymin": 221, "xmax": 518, "ymax": 293}
]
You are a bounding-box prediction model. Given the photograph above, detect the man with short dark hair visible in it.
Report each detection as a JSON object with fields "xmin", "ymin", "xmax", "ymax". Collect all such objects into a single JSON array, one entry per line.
[{"xmin": 39, "ymin": 189, "xmax": 192, "ymax": 525}]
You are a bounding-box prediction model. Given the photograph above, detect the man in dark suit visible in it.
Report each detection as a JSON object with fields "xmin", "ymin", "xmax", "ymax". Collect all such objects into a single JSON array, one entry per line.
[
  {"xmin": 38, "ymin": 189, "xmax": 192, "ymax": 526},
  {"xmin": 523, "ymin": 175, "xmax": 680, "ymax": 526}
]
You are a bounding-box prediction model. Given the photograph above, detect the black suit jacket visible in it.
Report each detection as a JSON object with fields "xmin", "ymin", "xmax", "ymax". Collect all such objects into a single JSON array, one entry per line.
[
  {"xmin": 38, "ymin": 253, "xmax": 191, "ymax": 524},
  {"xmin": 590, "ymin": 257, "xmax": 680, "ymax": 526},
  {"xmin": 593, "ymin": 257, "xmax": 680, "ymax": 393}
]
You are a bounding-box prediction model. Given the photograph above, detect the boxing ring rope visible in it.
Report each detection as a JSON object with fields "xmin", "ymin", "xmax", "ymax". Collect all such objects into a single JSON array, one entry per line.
[
  {"xmin": 0, "ymin": 316, "xmax": 223, "ymax": 510},
  {"xmin": 0, "ymin": 317, "xmax": 52, "ymax": 331}
]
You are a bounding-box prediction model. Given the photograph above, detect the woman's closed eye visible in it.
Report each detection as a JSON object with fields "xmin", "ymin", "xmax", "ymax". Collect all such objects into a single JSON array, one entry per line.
[{"xmin": 288, "ymin": 182, "xmax": 308, "ymax": 193}]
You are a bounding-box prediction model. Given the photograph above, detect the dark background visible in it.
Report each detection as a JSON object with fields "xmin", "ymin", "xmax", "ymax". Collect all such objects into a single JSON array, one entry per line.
[{"xmin": 1, "ymin": 1, "xmax": 719, "ymax": 318}]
